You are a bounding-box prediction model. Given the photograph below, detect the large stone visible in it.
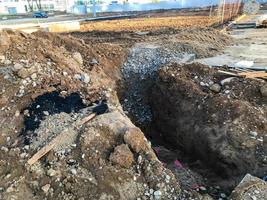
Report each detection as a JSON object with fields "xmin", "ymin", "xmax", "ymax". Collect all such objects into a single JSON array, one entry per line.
[
  {"xmin": 109, "ymin": 144, "xmax": 134, "ymax": 168},
  {"xmin": 124, "ymin": 128, "xmax": 147, "ymax": 153},
  {"xmin": 209, "ymin": 83, "xmax": 221, "ymax": 93},
  {"xmin": 229, "ymin": 174, "xmax": 267, "ymax": 200}
]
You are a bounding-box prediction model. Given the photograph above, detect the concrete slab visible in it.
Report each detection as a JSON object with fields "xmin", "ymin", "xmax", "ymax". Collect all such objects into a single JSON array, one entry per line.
[{"xmin": 196, "ymin": 10, "xmax": 267, "ymax": 69}]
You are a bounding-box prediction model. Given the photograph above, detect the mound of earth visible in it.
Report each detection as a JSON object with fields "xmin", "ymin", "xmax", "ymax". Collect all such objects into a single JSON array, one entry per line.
[
  {"xmin": 0, "ymin": 29, "xmax": 212, "ymax": 200},
  {"xmin": 150, "ymin": 63, "xmax": 267, "ymax": 190}
]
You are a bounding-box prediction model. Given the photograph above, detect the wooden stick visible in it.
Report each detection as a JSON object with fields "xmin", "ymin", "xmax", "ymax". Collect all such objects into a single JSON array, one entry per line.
[
  {"xmin": 218, "ymin": 70, "xmax": 242, "ymax": 77},
  {"xmin": 238, "ymin": 71, "xmax": 267, "ymax": 78},
  {"xmin": 27, "ymin": 113, "xmax": 96, "ymax": 166}
]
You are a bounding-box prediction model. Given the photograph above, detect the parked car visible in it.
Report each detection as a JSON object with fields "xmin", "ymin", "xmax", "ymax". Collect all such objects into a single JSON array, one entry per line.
[{"xmin": 33, "ymin": 11, "xmax": 48, "ymax": 18}]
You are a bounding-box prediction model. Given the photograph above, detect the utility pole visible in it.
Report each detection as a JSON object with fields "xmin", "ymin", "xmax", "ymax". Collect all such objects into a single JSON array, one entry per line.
[{"xmin": 92, "ymin": 0, "xmax": 96, "ymax": 18}]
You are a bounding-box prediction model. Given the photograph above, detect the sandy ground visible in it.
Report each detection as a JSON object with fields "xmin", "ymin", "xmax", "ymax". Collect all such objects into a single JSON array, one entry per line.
[{"xmin": 80, "ymin": 16, "xmax": 218, "ymax": 32}]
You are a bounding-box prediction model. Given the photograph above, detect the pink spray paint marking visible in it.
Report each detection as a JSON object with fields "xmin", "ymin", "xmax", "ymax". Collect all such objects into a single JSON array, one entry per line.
[{"xmin": 174, "ymin": 159, "xmax": 184, "ymax": 168}]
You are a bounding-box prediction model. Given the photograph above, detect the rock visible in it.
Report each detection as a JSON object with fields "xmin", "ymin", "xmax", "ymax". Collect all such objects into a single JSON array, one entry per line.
[
  {"xmin": 90, "ymin": 58, "xmax": 98, "ymax": 65},
  {"xmin": 41, "ymin": 184, "xmax": 50, "ymax": 194},
  {"xmin": 4, "ymin": 59, "xmax": 12, "ymax": 65},
  {"xmin": 109, "ymin": 144, "xmax": 134, "ymax": 168},
  {"xmin": 220, "ymin": 77, "xmax": 236, "ymax": 86},
  {"xmin": 1, "ymin": 146, "xmax": 9, "ymax": 152},
  {"xmin": 30, "ymin": 73, "xmax": 37, "ymax": 80},
  {"xmin": 63, "ymin": 71, "xmax": 68, "ymax": 76},
  {"xmin": 13, "ymin": 63, "xmax": 24, "ymax": 71},
  {"xmin": 17, "ymin": 68, "xmax": 30, "ymax": 79},
  {"xmin": 15, "ymin": 110, "xmax": 20, "ymax": 117},
  {"xmin": 70, "ymin": 168, "xmax": 77, "ymax": 175},
  {"xmin": 74, "ymin": 74, "xmax": 82, "ymax": 80},
  {"xmin": 249, "ymin": 131, "xmax": 258, "ymax": 137},
  {"xmin": 230, "ymin": 174, "xmax": 267, "ymax": 200},
  {"xmin": 209, "ymin": 83, "xmax": 221, "ymax": 93},
  {"xmin": 47, "ymin": 169, "xmax": 57, "ymax": 177},
  {"xmin": 43, "ymin": 111, "xmax": 49, "ymax": 116},
  {"xmin": 73, "ymin": 52, "xmax": 83, "ymax": 67},
  {"xmin": 154, "ymin": 190, "xmax": 162, "ymax": 200},
  {"xmin": 260, "ymin": 85, "xmax": 267, "ymax": 97},
  {"xmin": 200, "ymin": 82, "xmax": 206, "ymax": 86},
  {"xmin": 81, "ymin": 74, "xmax": 90, "ymax": 84},
  {"xmin": 0, "ymin": 55, "xmax": 5, "ymax": 60},
  {"xmin": 124, "ymin": 128, "xmax": 147, "ymax": 153}
]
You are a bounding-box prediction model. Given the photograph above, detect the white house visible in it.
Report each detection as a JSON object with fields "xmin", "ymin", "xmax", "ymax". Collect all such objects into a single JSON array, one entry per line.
[
  {"xmin": 0, "ymin": 0, "xmax": 27, "ymax": 14},
  {"xmin": 0, "ymin": 0, "xmax": 64, "ymax": 14}
]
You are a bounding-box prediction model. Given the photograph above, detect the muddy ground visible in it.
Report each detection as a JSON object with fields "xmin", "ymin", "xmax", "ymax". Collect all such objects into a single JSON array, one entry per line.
[{"xmin": 0, "ymin": 10, "xmax": 266, "ymax": 200}]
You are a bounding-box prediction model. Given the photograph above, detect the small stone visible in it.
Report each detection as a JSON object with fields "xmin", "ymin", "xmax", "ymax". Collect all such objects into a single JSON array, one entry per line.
[
  {"xmin": 74, "ymin": 74, "xmax": 81, "ymax": 80},
  {"xmin": 13, "ymin": 63, "xmax": 24, "ymax": 71},
  {"xmin": 251, "ymin": 196, "xmax": 257, "ymax": 200},
  {"xmin": 41, "ymin": 184, "xmax": 50, "ymax": 194},
  {"xmin": 154, "ymin": 190, "xmax": 162, "ymax": 200},
  {"xmin": 43, "ymin": 111, "xmax": 49, "ymax": 116},
  {"xmin": 15, "ymin": 110, "xmax": 20, "ymax": 117},
  {"xmin": 90, "ymin": 58, "xmax": 98, "ymax": 65},
  {"xmin": 4, "ymin": 59, "xmax": 12, "ymax": 65},
  {"xmin": 0, "ymin": 55, "xmax": 5, "ymax": 61},
  {"xmin": 63, "ymin": 71, "xmax": 68, "ymax": 76},
  {"xmin": 260, "ymin": 85, "xmax": 267, "ymax": 97},
  {"xmin": 20, "ymin": 152, "xmax": 27, "ymax": 158},
  {"xmin": 250, "ymin": 131, "xmax": 258, "ymax": 137},
  {"xmin": 81, "ymin": 74, "xmax": 90, "ymax": 84},
  {"xmin": 6, "ymin": 186, "xmax": 14, "ymax": 193},
  {"xmin": 31, "ymin": 73, "xmax": 37, "ymax": 80},
  {"xmin": 199, "ymin": 186, "xmax": 207, "ymax": 191},
  {"xmin": 17, "ymin": 68, "xmax": 30, "ymax": 79},
  {"xmin": 225, "ymin": 90, "xmax": 230, "ymax": 94},
  {"xmin": 200, "ymin": 82, "xmax": 206, "ymax": 86},
  {"xmin": 209, "ymin": 83, "xmax": 221, "ymax": 93},
  {"xmin": 47, "ymin": 169, "xmax": 57, "ymax": 177},
  {"xmin": 1, "ymin": 146, "xmax": 9, "ymax": 152},
  {"xmin": 220, "ymin": 193, "xmax": 227, "ymax": 198},
  {"xmin": 70, "ymin": 168, "xmax": 77, "ymax": 175}
]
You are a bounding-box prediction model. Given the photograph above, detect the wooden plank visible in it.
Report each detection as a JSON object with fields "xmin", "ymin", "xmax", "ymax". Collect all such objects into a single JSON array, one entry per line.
[{"xmin": 238, "ymin": 71, "xmax": 267, "ymax": 78}]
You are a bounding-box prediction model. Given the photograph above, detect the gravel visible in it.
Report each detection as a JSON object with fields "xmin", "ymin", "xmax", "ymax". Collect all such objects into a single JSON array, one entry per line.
[{"xmin": 121, "ymin": 43, "xmax": 190, "ymax": 126}]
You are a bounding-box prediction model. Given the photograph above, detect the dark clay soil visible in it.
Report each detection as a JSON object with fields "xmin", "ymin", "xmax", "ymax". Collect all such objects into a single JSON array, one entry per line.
[{"xmin": 149, "ymin": 63, "xmax": 267, "ymax": 191}]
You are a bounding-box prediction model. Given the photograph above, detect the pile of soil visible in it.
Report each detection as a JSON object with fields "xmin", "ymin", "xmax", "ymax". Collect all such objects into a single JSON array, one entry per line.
[
  {"xmin": 0, "ymin": 29, "xmax": 210, "ymax": 200},
  {"xmin": 150, "ymin": 63, "xmax": 267, "ymax": 190}
]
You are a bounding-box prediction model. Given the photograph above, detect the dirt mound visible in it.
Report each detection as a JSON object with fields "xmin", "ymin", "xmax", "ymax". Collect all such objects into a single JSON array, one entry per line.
[{"xmin": 150, "ymin": 63, "xmax": 266, "ymax": 189}]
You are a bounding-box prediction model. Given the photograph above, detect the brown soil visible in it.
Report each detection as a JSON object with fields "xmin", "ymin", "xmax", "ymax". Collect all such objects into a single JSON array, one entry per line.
[{"xmin": 80, "ymin": 16, "xmax": 219, "ymax": 32}]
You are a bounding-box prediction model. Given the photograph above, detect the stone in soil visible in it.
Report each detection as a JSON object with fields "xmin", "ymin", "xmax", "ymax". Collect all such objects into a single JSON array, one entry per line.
[{"xmin": 109, "ymin": 144, "xmax": 134, "ymax": 168}]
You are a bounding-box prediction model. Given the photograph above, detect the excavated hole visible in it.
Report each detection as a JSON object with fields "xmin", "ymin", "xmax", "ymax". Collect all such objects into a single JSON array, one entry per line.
[
  {"xmin": 119, "ymin": 45, "xmax": 236, "ymax": 197},
  {"xmin": 21, "ymin": 91, "xmax": 87, "ymax": 145}
]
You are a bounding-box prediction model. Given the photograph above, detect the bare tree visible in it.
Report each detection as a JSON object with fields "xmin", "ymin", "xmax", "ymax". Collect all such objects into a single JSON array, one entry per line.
[
  {"xmin": 27, "ymin": 0, "xmax": 34, "ymax": 12},
  {"xmin": 35, "ymin": 0, "xmax": 42, "ymax": 10}
]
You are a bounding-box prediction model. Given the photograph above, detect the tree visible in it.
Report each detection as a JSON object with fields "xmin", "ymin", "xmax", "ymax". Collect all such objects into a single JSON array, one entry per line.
[
  {"xmin": 27, "ymin": 0, "xmax": 34, "ymax": 12},
  {"xmin": 35, "ymin": 0, "xmax": 42, "ymax": 10}
]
